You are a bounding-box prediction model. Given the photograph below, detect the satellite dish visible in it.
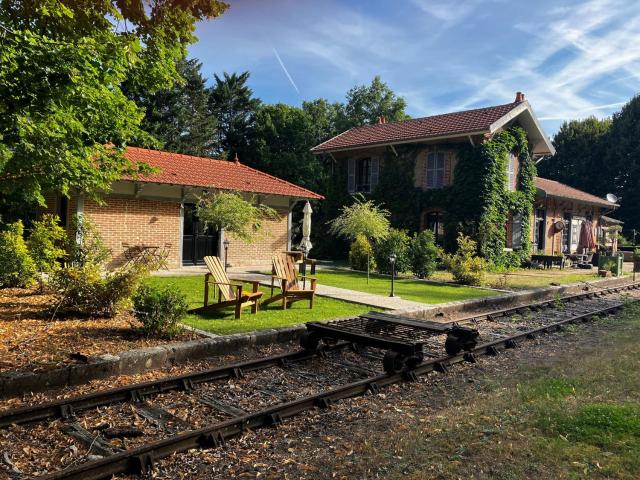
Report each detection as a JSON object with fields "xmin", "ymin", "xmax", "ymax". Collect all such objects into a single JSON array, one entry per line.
[{"xmin": 606, "ymin": 193, "xmax": 619, "ymax": 204}]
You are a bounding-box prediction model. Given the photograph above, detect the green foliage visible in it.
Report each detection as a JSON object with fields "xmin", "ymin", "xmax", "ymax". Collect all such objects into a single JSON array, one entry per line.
[
  {"xmin": 348, "ymin": 234, "xmax": 376, "ymax": 271},
  {"xmin": 0, "ymin": 1, "xmax": 228, "ymax": 204},
  {"xmin": 410, "ymin": 230, "xmax": 441, "ymax": 278},
  {"xmin": 209, "ymin": 71, "xmax": 261, "ymax": 159},
  {"xmin": 133, "ymin": 284, "xmax": 188, "ymax": 337},
  {"xmin": 66, "ymin": 216, "xmax": 111, "ymax": 267},
  {"xmin": 26, "ymin": 214, "xmax": 66, "ymax": 274},
  {"xmin": 0, "ymin": 221, "xmax": 36, "ymax": 288},
  {"xmin": 374, "ymin": 228, "xmax": 411, "ymax": 274},
  {"xmin": 196, "ymin": 191, "xmax": 278, "ymax": 243},
  {"xmin": 127, "ymin": 59, "xmax": 217, "ymax": 156},
  {"xmin": 538, "ymin": 116, "xmax": 613, "ymax": 197},
  {"xmin": 342, "ymin": 76, "xmax": 409, "ymax": 127},
  {"xmin": 443, "ymin": 233, "xmax": 487, "ymax": 285},
  {"xmin": 50, "ymin": 261, "xmax": 150, "ymax": 318},
  {"xmin": 328, "ymin": 194, "xmax": 391, "ymax": 242}
]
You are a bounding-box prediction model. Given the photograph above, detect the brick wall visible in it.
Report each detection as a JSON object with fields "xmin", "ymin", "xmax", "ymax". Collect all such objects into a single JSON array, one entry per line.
[
  {"xmin": 226, "ymin": 210, "xmax": 289, "ymax": 268},
  {"xmin": 83, "ymin": 196, "xmax": 182, "ymax": 269}
]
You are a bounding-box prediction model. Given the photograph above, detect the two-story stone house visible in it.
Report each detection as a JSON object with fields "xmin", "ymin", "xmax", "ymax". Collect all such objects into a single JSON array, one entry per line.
[{"xmin": 311, "ymin": 92, "xmax": 617, "ymax": 257}]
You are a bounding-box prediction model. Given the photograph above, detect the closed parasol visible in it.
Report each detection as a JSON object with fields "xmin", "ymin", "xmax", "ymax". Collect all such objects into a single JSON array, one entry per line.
[
  {"xmin": 299, "ymin": 201, "xmax": 313, "ymax": 253},
  {"xmin": 577, "ymin": 219, "xmax": 596, "ymax": 252}
]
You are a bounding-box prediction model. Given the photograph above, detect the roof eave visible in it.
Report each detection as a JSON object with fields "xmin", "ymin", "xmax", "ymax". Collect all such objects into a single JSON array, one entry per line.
[
  {"xmin": 537, "ymin": 188, "xmax": 617, "ymax": 209},
  {"xmin": 310, "ymin": 129, "xmax": 490, "ymax": 155},
  {"xmin": 489, "ymin": 101, "xmax": 555, "ymax": 156}
]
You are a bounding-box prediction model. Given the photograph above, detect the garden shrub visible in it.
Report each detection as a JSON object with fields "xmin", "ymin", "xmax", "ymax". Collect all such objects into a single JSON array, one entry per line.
[
  {"xmin": 0, "ymin": 221, "xmax": 37, "ymax": 288},
  {"xmin": 50, "ymin": 262, "xmax": 150, "ymax": 318},
  {"xmin": 27, "ymin": 214, "xmax": 67, "ymax": 276},
  {"xmin": 349, "ymin": 234, "xmax": 376, "ymax": 272},
  {"xmin": 67, "ymin": 216, "xmax": 111, "ymax": 267},
  {"xmin": 374, "ymin": 228, "xmax": 411, "ymax": 275},
  {"xmin": 133, "ymin": 284, "xmax": 188, "ymax": 337},
  {"xmin": 410, "ymin": 230, "xmax": 441, "ymax": 278},
  {"xmin": 443, "ymin": 233, "xmax": 487, "ymax": 286}
]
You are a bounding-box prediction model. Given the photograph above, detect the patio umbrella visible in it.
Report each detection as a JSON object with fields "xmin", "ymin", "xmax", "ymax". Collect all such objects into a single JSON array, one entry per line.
[
  {"xmin": 578, "ymin": 220, "xmax": 596, "ymax": 252},
  {"xmin": 299, "ymin": 201, "xmax": 313, "ymax": 253}
]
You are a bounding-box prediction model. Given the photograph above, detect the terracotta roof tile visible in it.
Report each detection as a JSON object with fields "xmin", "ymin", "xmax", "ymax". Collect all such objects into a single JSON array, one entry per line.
[
  {"xmin": 123, "ymin": 147, "xmax": 323, "ymax": 200},
  {"xmin": 534, "ymin": 177, "xmax": 615, "ymax": 208},
  {"xmin": 311, "ymin": 102, "xmax": 521, "ymax": 153}
]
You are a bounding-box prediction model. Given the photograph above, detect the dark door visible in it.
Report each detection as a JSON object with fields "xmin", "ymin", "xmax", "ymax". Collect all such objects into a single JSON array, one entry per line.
[
  {"xmin": 534, "ymin": 208, "xmax": 546, "ymax": 252},
  {"xmin": 562, "ymin": 212, "xmax": 572, "ymax": 253},
  {"xmin": 182, "ymin": 204, "xmax": 218, "ymax": 265}
]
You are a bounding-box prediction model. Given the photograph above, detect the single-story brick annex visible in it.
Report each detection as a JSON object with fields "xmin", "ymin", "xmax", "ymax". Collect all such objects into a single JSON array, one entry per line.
[{"xmin": 43, "ymin": 147, "xmax": 323, "ymax": 269}]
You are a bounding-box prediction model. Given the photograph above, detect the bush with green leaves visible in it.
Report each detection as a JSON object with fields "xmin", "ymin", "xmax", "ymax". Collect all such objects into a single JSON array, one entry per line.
[
  {"xmin": 410, "ymin": 230, "xmax": 441, "ymax": 278},
  {"xmin": 50, "ymin": 262, "xmax": 150, "ymax": 318},
  {"xmin": 27, "ymin": 214, "xmax": 67, "ymax": 275},
  {"xmin": 348, "ymin": 234, "xmax": 376, "ymax": 271},
  {"xmin": 0, "ymin": 221, "xmax": 37, "ymax": 288},
  {"xmin": 66, "ymin": 216, "xmax": 110, "ymax": 267},
  {"xmin": 133, "ymin": 284, "xmax": 188, "ymax": 337},
  {"xmin": 374, "ymin": 228, "xmax": 411, "ymax": 275},
  {"xmin": 443, "ymin": 233, "xmax": 487, "ymax": 286}
]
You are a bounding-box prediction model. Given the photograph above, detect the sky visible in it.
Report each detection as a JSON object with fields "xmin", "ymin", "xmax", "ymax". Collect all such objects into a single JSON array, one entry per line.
[{"xmin": 189, "ymin": 0, "xmax": 640, "ymax": 135}]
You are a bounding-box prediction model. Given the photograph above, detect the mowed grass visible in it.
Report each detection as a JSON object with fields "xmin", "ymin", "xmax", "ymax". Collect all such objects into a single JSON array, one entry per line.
[
  {"xmin": 147, "ymin": 276, "xmax": 373, "ymax": 336},
  {"xmin": 374, "ymin": 304, "xmax": 640, "ymax": 479},
  {"xmin": 312, "ymin": 268, "xmax": 498, "ymax": 304}
]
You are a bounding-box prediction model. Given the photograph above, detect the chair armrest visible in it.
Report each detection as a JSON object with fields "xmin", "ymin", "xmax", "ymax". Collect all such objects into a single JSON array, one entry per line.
[{"xmin": 205, "ymin": 281, "xmax": 243, "ymax": 287}]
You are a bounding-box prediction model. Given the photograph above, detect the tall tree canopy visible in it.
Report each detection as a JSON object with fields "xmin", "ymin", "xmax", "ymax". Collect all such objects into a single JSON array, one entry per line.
[
  {"xmin": 607, "ymin": 95, "xmax": 640, "ymax": 234},
  {"xmin": 0, "ymin": 0, "xmax": 228, "ymax": 204},
  {"xmin": 127, "ymin": 59, "xmax": 217, "ymax": 157},
  {"xmin": 208, "ymin": 71, "xmax": 261, "ymax": 159},
  {"xmin": 537, "ymin": 116, "xmax": 613, "ymax": 195},
  {"xmin": 342, "ymin": 76, "xmax": 409, "ymax": 128}
]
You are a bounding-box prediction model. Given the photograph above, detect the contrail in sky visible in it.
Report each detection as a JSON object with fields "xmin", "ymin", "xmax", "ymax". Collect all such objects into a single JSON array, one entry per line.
[{"xmin": 273, "ymin": 47, "xmax": 300, "ymax": 95}]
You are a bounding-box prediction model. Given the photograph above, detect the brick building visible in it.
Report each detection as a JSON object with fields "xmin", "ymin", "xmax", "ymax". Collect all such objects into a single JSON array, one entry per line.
[
  {"xmin": 312, "ymin": 92, "xmax": 618, "ymax": 257},
  {"xmin": 45, "ymin": 147, "xmax": 323, "ymax": 269}
]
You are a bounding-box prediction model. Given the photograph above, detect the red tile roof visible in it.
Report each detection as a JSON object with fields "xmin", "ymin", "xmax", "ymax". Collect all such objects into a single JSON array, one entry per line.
[
  {"xmin": 311, "ymin": 102, "xmax": 522, "ymax": 153},
  {"xmin": 123, "ymin": 147, "xmax": 323, "ymax": 200},
  {"xmin": 534, "ymin": 177, "xmax": 615, "ymax": 208}
]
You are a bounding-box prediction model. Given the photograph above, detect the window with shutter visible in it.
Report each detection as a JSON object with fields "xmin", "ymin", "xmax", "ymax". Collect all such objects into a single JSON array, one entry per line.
[
  {"xmin": 506, "ymin": 153, "xmax": 516, "ymax": 191},
  {"xmin": 347, "ymin": 158, "xmax": 355, "ymax": 193},
  {"xmin": 370, "ymin": 157, "xmax": 380, "ymax": 190},
  {"xmin": 425, "ymin": 151, "xmax": 445, "ymax": 189},
  {"xmin": 512, "ymin": 213, "xmax": 522, "ymax": 249},
  {"xmin": 354, "ymin": 157, "xmax": 372, "ymax": 193}
]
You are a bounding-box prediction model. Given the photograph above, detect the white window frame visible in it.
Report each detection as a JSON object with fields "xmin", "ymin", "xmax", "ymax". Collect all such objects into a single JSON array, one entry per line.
[
  {"xmin": 506, "ymin": 153, "xmax": 516, "ymax": 191},
  {"xmin": 426, "ymin": 151, "xmax": 446, "ymax": 189}
]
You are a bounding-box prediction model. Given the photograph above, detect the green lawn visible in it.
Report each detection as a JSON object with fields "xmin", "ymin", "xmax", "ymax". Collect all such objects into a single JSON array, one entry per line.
[
  {"xmin": 311, "ymin": 268, "xmax": 498, "ymax": 304},
  {"xmin": 147, "ymin": 276, "xmax": 373, "ymax": 336}
]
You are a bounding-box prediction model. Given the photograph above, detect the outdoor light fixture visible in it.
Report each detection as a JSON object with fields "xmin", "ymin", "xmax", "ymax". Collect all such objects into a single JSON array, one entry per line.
[
  {"xmin": 223, "ymin": 239, "xmax": 230, "ymax": 271},
  {"xmin": 389, "ymin": 253, "xmax": 397, "ymax": 298}
]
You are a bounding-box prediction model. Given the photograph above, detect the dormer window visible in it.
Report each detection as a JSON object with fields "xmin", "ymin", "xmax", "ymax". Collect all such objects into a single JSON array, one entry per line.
[
  {"xmin": 506, "ymin": 153, "xmax": 516, "ymax": 191},
  {"xmin": 426, "ymin": 151, "xmax": 445, "ymax": 189}
]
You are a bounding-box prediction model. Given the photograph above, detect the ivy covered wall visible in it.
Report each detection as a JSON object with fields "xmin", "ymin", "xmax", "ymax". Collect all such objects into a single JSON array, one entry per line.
[{"xmin": 367, "ymin": 126, "xmax": 537, "ymax": 267}]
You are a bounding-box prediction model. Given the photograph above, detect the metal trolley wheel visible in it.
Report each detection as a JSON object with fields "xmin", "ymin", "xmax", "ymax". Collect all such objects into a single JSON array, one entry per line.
[
  {"xmin": 299, "ymin": 331, "xmax": 322, "ymax": 351},
  {"xmin": 382, "ymin": 350, "xmax": 423, "ymax": 374}
]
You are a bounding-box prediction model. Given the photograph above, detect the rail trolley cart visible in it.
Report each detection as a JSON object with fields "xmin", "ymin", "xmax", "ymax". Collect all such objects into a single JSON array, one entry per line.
[{"xmin": 301, "ymin": 311, "xmax": 479, "ymax": 374}]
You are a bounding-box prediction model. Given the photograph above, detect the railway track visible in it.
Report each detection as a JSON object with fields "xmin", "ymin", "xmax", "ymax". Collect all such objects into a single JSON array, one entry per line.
[{"xmin": 2, "ymin": 282, "xmax": 639, "ymax": 480}]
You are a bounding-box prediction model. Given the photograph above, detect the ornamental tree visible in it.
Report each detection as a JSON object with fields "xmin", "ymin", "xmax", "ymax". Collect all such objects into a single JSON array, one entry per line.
[
  {"xmin": 196, "ymin": 191, "xmax": 278, "ymax": 243},
  {"xmin": 0, "ymin": 0, "xmax": 229, "ymax": 205}
]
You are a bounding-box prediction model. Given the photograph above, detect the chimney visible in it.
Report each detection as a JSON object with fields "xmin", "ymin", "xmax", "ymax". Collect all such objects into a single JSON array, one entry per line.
[
  {"xmin": 377, "ymin": 116, "xmax": 383, "ymax": 124},
  {"xmin": 515, "ymin": 91, "xmax": 525, "ymax": 103},
  {"xmin": 234, "ymin": 152, "xmax": 240, "ymax": 164}
]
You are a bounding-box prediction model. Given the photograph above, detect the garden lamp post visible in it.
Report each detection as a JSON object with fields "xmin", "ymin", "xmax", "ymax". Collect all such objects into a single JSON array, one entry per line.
[
  {"xmin": 223, "ymin": 238, "xmax": 230, "ymax": 271},
  {"xmin": 389, "ymin": 253, "xmax": 397, "ymax": 297}
]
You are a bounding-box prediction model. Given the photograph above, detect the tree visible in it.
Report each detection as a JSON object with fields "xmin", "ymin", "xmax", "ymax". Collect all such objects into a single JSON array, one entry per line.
[
  {"xmin": 26, "ymin": 214, "xmax": 67, "ymax": 290},
  {"xmin": 208, "ymin": 71, "xmax": 261, "ymax": 159},
  {"xmin": 607, "ymin": 95, "xmax": 640, "ymax": 235},
  {"xmin": 328, "ymin": 194, "xmax": 391, "ymax": 281},
  {"xmin": 196, "ymin": 191, "xmax": 277, "ymax": 243},
  {"xmin": 127, "ymin": 59, "xmax": 217, "ymax": 157},
  {"xmin": 251, "ymin": 103, "xmax": 328, "ymax": 192},
  {"xmin": 342, "ymin": 76, "xmax": 409, "ymax": 128},
  {"xmin": 537, "ymin": 117, "xmax": 613, "ymax": 195},
  {"xmin": 0, "ymin": 1, "xmax": 229, "ymax": 205}
]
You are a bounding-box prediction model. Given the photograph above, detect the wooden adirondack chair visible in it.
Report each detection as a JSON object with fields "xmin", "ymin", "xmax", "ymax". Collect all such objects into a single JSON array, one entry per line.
[
  {"xmin": 188, "ymin": 256, "xmax": 263, "ymax": 319},
  {"xmin": 263, "ymin": 253, "xmax": 317, "ymax": 309}
]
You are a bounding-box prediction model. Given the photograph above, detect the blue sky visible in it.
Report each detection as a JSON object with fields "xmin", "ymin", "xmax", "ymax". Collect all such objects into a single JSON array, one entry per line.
[{"xmin": 189, "ymin": 0, "xmax": 640, "ymax": 135}]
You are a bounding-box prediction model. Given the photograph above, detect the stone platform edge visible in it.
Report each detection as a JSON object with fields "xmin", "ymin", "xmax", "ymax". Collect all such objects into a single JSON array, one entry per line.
[{"xmin": 1, "ymin": 275, "xmax": 634, "ymax": 399}]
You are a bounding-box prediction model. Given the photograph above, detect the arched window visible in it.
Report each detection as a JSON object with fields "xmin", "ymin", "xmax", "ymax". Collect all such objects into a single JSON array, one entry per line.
[{"xmin": 424, "ymin": 211, "xmax": 444, "ymax": 244}]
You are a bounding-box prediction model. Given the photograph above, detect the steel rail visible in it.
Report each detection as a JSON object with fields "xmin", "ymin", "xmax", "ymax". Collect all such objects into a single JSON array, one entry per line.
[
  {"xmin": 3, "ymin": 282, "xmax": 638, "ymax": 429},
  {"xmin": 0, "ymin": 342, "xmax": 350, "ymax": 428},
  {"xmin": 37, "ymin": 299, "xmax": 634, "ymax": 480}
]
